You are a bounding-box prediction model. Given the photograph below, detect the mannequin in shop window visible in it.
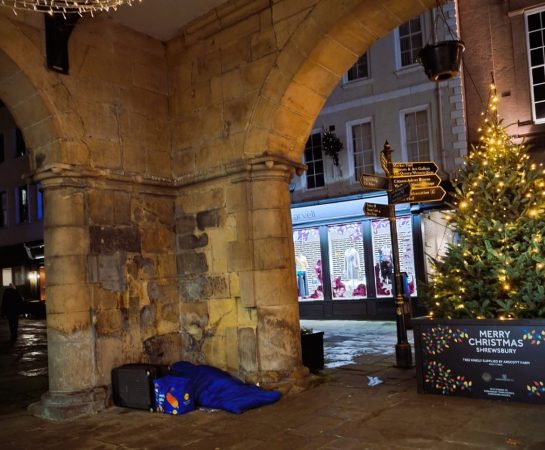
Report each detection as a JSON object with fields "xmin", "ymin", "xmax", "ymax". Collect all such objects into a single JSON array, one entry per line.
[
  {"xmin": 374, "ymin": 248, "xmax": 392, "ymax": 296},
  {"xmin": 309, "ymin": 259, "xmax": 323, "ymax": 299},
  {"xmin": 379, "ymin": 248, "xmax": 392, "ymax": 285},
  {"xmin": 295, "ymin": 254, "xmax": 309, "ymax": 298},
  {"xmin": 344, "ymin": 247, "xmax": 360, "ymax": 295}
]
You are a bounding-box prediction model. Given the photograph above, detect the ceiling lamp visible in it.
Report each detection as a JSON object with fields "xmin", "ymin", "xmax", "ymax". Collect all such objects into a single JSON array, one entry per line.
[{"xmin": 1, "ymin": 0, "xmax": 141, "ymax": 16}]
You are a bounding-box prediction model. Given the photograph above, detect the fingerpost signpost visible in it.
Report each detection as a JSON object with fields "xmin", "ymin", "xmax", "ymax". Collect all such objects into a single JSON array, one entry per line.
[{"xmin": 359, "ymin": 141, "xmax": 445, "ymax": 368}]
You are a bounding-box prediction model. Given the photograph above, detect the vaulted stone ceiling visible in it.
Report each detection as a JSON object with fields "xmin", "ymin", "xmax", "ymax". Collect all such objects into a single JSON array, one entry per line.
[{"xmin": 106, "ymin": 0, "xmax": 229, "ymax": 41}]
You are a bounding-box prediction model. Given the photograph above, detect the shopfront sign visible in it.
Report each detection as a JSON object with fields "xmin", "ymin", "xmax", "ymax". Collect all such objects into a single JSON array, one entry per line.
[
  {"xmin": 414, "ymin": 318, "xmax": 545, "ymax": 404},
  {"xmin": 291, "ymin": 195, "xmax": 410, "ymax": 226}
]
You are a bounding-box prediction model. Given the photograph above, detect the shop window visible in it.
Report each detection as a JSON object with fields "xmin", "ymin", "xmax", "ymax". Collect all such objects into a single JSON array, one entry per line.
[
  {"xmin": 526, "ymin": 8, "xmax": 545, "ymax": 123},
  {"xmin": 397, "ymin": 17, "xmax": 423, "ymax": 67},
  {"xmin": 13, "ymin": 266, "xmax": 25, "ymax": 286},
  {"xmin": 0, "ymin": 191, "xmax": 6, "ymax": 227},
  {"xmin": 0, "ymin": 133, "xmax": 4, "ymax": 163},
  {"xmin": 346, "ymin": 54, "xmax": 369, "ymax": 82},
  {"xmin": 2, "ymin": 268, "xmax": 12, "ymax": 286},
  {"xmin": 402, "ymin": 108, "xmax": 430, "ymax": 161},
  {"xmin": 17, "ymin": 185, "xmax": 29, "ymax": 224},
  {"xmin": 370, "ymin": 217, "xmax": 417, "ymax": 298},
  {"xmin": 304, "ymin": 132, "xmax": 325, "ymax": 189},
  {"xmin": 328, "ymin": 222, "xmax": 367, "ymax": 299},
  {"xmin": 350, "ymin": 120, "xmax": 374, "ymax": 180},
  {"xmin": 15, "ymin": 128, "xmax": 25, "ymax": 158},
  {"xmin": 293, "ymin": 227, "xmax": 323, "ymax": 300}
]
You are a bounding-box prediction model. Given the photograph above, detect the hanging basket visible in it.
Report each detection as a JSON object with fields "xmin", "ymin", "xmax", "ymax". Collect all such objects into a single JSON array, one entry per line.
[{"xmin": 418, "ymin": 40, "xmax": 465, "ymax": 82}]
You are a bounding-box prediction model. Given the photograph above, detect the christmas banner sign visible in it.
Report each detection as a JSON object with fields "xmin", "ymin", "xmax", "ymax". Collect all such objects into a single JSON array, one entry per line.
[{"xmin": 413, "ymin": 318, "xmax": 545, "ymax": 404}]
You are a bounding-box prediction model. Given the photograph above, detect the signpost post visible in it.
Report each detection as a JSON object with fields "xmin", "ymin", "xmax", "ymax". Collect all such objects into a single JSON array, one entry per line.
[
  {"xmin": 360, "ymin": 141, "xmax": 446, "ymax": 369},
  {"xmin": 382, "ymin": 142, "xmax": 413, "ymax": 369}
]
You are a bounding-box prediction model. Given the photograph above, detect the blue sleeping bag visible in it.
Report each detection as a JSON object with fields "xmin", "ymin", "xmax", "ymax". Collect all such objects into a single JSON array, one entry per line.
[{"xmin": 170, "ymin": 361, "xmax": 281, "ymax": 414}]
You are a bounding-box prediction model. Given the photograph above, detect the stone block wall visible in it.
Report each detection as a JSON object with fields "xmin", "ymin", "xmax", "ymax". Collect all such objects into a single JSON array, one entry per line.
[
  {"xmin": 174, "ymin": 155, "xmax": 305, "ymax": 383},
  {"xmin": 86, "ymin": 184, "xmax": 179, "ymax": 386}
]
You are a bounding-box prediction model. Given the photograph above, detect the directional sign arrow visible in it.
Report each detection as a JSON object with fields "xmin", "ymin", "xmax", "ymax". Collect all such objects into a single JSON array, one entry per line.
[
  {"xmin": 360, "ymin": 173, "xmax": 389, "ymax": 190},
  {"xmin": 393, "ymin": 173, "xmax": 441, "ymax": 189},
  {"xmin": 405, "ymin": 186, "xmax": 447, "ymax": 203},
  {"xmin": 392, "ymin": 161, "xmax": 438, "ymax": 177},
  {"xmin": 364, "ymin": 202, "xmax": 391, "ymax": 218},
  {"xmin": 388, "ymin": 182, "xmax": 411, "ymax": 204}
]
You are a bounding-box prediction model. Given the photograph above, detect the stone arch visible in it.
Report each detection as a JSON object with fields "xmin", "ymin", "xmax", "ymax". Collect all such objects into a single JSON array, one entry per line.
[
  {"xmin": 0, "ymin": 18, "xmax": 100, "ymax": 419},
  {"xmin": 218, "ymin": 0, "xmax": 436, "ymax": 387},
  {"xmin": 0, "ymin": 13, "xmax": 102, "ymax": 175},
  {"xmin": 0, "ymin": 31, "xmax": 61, "ymax": 171},
  {"xmin": 247, "ymin": 0, "xmax": 436, "ymax": 162}
]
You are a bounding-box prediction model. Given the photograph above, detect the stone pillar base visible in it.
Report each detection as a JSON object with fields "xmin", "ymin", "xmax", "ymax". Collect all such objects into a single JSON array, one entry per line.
[{"xmin": 28, "ymin": 387, "xmax": 108, "ymax": 421}]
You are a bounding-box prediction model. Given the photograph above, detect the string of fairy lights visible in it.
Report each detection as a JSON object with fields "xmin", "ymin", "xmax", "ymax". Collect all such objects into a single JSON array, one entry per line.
[
  {"xmin": 428, "ymin": 83, "xmax": 545, "ymax": 319},
  {"xmin": 0, "ymin": 0, "xmax": 141, "ymax": 16}
]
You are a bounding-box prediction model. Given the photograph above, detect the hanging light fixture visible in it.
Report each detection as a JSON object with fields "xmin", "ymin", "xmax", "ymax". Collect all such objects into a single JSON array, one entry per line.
[{"xmin": 1, "ymin": 0, "xmax": 142, "ymax": 16}]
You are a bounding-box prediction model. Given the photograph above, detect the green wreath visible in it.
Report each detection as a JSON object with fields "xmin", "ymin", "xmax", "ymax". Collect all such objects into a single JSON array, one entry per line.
[{"xmin": 322, "ymin": 130, "xmax": 343, "ymax": 166}]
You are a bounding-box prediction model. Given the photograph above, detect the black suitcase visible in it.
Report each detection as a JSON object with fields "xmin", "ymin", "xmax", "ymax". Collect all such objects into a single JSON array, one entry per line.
[{"xmin": 111, "ymin": 363, "xmax": 168, "ymax": 411}]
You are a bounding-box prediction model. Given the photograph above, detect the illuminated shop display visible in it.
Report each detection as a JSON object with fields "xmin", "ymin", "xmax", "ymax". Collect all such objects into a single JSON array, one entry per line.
[
  {"xmin": 291, "ymin": 196, "xmax": 431, "ymax": 319},
  {"xmin": 293, "ymin": 227, "xmax": 322, "ymax": 301},
  {"xmin": 371, "ymin": 217, "xmax": 417, "ymax": 298},
  {"xmin": 293, "ymin": 216, "xmax": 416, "ymax": 302},
  {"xmin": 327, "ymin": 222, "xmax": 366, "ymax": 299}
]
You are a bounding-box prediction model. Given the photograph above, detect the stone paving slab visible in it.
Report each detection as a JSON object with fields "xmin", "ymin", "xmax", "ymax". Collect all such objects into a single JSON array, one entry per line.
[{"xmin": 0, "ymin": 320, "xmax": 544, "ymax": 449}]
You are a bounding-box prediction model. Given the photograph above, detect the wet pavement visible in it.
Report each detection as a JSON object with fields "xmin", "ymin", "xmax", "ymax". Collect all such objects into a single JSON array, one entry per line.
[
  {"xmin": 301, "ymin": 320, "xmax": 413, "ymax": 368},
  {"xmin": 0, "ymin": 319, "xmax": 544, "ymax": 449},
  {"xmin": 0, "ymin": 318, "xmax": 48, "ymax": 415}
]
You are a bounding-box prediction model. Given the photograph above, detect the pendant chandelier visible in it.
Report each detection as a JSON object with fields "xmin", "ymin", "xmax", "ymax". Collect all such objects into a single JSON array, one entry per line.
[{"xmin": 1, "ymin": 0, "xmax": 141, "ymax": 16}]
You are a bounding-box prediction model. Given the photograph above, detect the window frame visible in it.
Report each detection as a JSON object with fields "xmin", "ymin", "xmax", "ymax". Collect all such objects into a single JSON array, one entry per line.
[
  {"xmin": 525, "ymin": 7, "xmax": 545, "ymax": 124},
  {"xmin": 399, "ymin": 105, "xmax": 432, "ymax": 162},
  {"xmin": 345, "ymin": 117, "xmax": 377, "ymax": 182},
  {"xmin": 303, "ymin": 129, "xmax": 326, "ymax": 191},
  {"xmin": 394, "ymin": 15, "xmax": 425, "ymax": 70},
  {"xmin": 343, "ymin": 53, "xmax": 370, "ymax": 84},
  {"xmin": 15, "ymin": 128, "xmax": 25, "ymax": 158}
]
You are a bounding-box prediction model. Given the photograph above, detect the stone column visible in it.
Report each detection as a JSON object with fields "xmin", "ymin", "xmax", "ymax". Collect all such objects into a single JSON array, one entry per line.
[
  {"xmin": 29, "ymin": 172, "xmax": 102, "ymax": 420},
  {"xmin": 231, "ymin": 155, "xmax": 309, "ymax": 387}
]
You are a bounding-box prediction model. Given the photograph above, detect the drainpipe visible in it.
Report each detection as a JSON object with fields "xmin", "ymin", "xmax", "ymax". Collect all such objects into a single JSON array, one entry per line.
[
  {"xmin": 431, "ymin": 6, "xmax": 447, "ymax": 176},
  {"xmin": 435, "ymin": 83, "xmax": 447, "ymax": 175}
]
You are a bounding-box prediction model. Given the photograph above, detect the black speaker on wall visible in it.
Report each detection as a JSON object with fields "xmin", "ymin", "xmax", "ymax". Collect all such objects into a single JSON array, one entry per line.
[{"xmin": 44, "ymin": 14, "xmax": 79, "ymax": 74}]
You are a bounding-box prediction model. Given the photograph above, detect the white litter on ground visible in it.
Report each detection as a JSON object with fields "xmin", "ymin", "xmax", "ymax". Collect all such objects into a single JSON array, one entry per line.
[{"xmin": 367, "ymin": 376, "xmax": 383, "ymax": 386}]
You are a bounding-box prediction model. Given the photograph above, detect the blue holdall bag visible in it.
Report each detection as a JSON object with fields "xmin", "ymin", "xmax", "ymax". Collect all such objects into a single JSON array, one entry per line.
[{"xmin": 153, "ymin": 375, "xmax": 194, "ymax": 415}]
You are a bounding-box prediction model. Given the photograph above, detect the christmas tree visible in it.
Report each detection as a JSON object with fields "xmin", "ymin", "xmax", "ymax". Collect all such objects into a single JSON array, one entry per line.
[{"xmin": 425, "ymin": 84, "xmax": 545, "ymax": 319}]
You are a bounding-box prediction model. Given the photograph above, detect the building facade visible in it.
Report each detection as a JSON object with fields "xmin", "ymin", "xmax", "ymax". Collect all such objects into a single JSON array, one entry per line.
[
  {"xmin": 291, "ymin": 0, "xmax": 466, "ymax": 320},
  {"xmin": 0, "ymin": 101, "xmax": 44, "ymax": 302},
  {"xmin": 460, "ymin": 0, "xmax": 545, "ymax": 163}
]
